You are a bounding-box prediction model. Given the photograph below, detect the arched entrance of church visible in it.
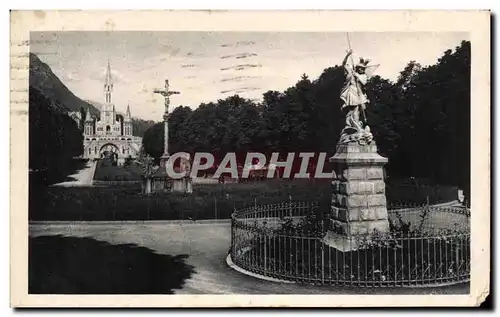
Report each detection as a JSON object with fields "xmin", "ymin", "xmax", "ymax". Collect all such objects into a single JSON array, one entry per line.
[{"xmin": 100, "ymin": 143, "xmax": 119, "ymax": 161}]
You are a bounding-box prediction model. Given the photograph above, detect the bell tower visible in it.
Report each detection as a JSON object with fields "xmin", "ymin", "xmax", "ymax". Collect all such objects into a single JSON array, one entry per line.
[
  {"xmin": 124, "ymin": 102, "xmax": 133, "ymax": 136},
  {"xmin": 102, "ymin": 60, "xmax": 115, "ymax": 126},
  {"xmin": 84, "ymin": 108, "xmax": 93, "ymax": 136},
  {"xmin": 104, "ymin": 60, "xmax": 113, "ymax": 104}
]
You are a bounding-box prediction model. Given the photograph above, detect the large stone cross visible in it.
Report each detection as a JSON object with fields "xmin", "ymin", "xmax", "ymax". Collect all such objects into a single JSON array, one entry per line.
[
  {"xmin": 153, "ymin": 79, "xmax": 180, "ymax": 115},
  {"xmin": 153, "ymin": 79, "xmax": 180, "ymax": 162}
]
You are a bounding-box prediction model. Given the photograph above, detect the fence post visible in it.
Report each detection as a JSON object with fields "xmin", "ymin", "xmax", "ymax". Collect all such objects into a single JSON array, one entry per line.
[
  {"xmin": 263, "ymin": 223, "xmax": 268, "ymax": 272},
  {"xmin": 215, "ymin": 197, "xmax": 218, "ymax": 220},
  {"xmin": 321, "ymin": 243, "xmax": 325, "ymax": 284},
  {"xmin": 146, "ymin": 199, "xmax": 151, "ymax": 220}
]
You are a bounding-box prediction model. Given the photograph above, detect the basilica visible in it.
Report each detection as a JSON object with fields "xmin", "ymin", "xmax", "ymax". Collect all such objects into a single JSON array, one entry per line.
[{"xmin": 78, "ymin": 61, "xmax": 142, "ymax": 165}]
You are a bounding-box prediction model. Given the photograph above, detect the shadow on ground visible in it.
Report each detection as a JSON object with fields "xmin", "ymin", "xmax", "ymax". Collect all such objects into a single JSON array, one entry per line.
[
  {"xmin": 29, "ymin": 235, "xmax": 195, "ymax": 294},
  {"xmin": 30, "ymin": 158, "xmax": 89, "ymax": 187}
]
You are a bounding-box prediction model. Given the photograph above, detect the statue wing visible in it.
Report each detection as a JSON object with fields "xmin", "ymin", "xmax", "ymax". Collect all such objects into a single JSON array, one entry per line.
[{"xmin": 365, "ymin": 64, "xmax": 380, "ymax": 78}]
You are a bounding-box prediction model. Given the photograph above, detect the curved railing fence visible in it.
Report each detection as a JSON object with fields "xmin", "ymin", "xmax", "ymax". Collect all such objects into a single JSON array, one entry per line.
[{"xmin": 230, "ymin": 201, "xmax": 470, "ymax": 287}]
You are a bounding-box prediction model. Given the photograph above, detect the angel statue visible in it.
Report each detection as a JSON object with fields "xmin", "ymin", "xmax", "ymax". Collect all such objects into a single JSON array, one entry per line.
[{"xmin": 339, "ymin": 48, "xmax": 379, "ymax": 145}]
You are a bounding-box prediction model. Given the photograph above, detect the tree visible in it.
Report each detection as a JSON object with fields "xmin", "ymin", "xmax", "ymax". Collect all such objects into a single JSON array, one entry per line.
[
  {"xmin": 386, "ymin": 40, "xmax": 470, "ymax": 186},
  {"xmin": 140, "ymin": 40, "xmax": 471, "ymax": 189},
  {"xmin": 260, "ymin": 90, "xmax": 285, "ymax": 153},
  {"xmin": 169, "ymin": 106, "xmax": 193, "ymax": 153},
  {"xmin": 29, "ymin": 87, "xmax": 83, "ymax": 172},
  {"xmin": 142, "ymin": 122, "xmax": 164, "ymax": 163},
  {"xmin": 365, "ymin": 76, "xmax": 401, "ymax": 159},
  {"xmin": 131, "ymin": 118, "xmax": 156, "ymax": 137},
  {"xmin": 311, "ymin": 66, "xmax": 345, "ymax": 152}
]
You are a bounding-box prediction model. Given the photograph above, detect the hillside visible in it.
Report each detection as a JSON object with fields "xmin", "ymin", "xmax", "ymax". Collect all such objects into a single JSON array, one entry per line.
[
  {"xmin": 29, "ymin": 53, "xmax": 100, "ymax": 116},
  {"xmin": 85, "ymin": 100, "xmax": 103, "ymax": 111},
  {"xmin": 131, "ymin": 118, "xmax": 156, "ymax": 137}
]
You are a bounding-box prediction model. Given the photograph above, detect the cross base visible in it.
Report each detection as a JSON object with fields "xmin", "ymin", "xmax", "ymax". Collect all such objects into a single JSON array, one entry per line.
[{"xmin": 159, "ymin": 153, "xmax": 170, "ymax": 168}]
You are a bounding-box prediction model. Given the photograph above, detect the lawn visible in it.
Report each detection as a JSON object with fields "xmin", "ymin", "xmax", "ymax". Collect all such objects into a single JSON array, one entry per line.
[
  {"xmin": 29, "ymin": 177, "xmax": 458, "ymax": 221},
  {"xmin": 93, "ymin": 159, "xmax": 143, "ymax": 181},
  {"xmin": 30, "ymin": 179, "xmax": 331, "ymax": 221},
  {"xmin": 30, "ymin": 158, "xmax": 89, "ymax": 186}
]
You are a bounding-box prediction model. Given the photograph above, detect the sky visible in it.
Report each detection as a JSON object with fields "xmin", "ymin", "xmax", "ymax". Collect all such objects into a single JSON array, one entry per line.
[{"xmin": 30, "ymin": 31, "xmax": 468, "ymax": 120}]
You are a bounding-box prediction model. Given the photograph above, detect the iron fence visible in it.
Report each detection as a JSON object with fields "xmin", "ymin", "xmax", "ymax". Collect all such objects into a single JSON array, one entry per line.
[{"xmin": 230, "ymin": 201, "xmax": 470, "ymax": 287}]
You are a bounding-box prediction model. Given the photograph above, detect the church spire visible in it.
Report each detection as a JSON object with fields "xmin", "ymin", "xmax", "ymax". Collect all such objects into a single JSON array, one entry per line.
[
  {"xmin": 105, "ymin": 59, "xmax": 113, "ymax": 87},
  {"xmin": 104, "ymin": 59, "xmax": 113, "ymax": 104},
  {"xmin": 85, "ymin": 108, "xmax": 92, "ymax": 122},
  {"xmin": 84, "ymin": 108, "xmax": 93, "ymax": 136},
  {"xmin": 125, "ymin": 102, "xmax": 131, "ymax": 121}
]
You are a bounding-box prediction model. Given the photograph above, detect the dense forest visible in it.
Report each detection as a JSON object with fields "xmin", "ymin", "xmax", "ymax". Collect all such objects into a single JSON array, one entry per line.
[
  {"xmin": 143, "ymin": 40, "xmax": 470, "ymax": 191},
  {"xmin": 131, "ymin": 118, "xmax": 156, "ymax": 137}
]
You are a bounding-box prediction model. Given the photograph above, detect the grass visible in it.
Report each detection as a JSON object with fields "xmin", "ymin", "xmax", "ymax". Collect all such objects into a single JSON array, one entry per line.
[
  {"xmin": 30, "ymin": 179, "xmax": 331, "ymax": 221},
  {"xmin": 29, "ymin": 174, "xmax": 458, "ymax": 221},
  {"xmin": 385, "ymin": 180, "xmax": 458, "ymax": 205},
  {"xmin": 29, "ymin": 235, "xmax": 195, "ymax": 294},
  {"xmin": 30, "ymin": 158, "xmax": 89, "ymax": 186},
  {"xmin": 93, "ymin": 159, "xmax": 143, "ymax": 181}
]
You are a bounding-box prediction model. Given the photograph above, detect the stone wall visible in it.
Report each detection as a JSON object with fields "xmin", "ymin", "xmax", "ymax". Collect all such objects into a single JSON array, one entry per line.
[{"xmin": 328, "ymin": 142, "xmax": 389, "ymax": 236}]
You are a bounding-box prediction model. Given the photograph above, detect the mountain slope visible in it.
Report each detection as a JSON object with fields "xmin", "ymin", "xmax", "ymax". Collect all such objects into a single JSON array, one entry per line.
[
  {"xmin": 29, "ymin": 53, "xmax": 99, "ymax": 116},
  {"xmin": 29, "ymin": 53, "xmax": 154, "ymax": 135},
  {"xmin": 85, "ymin": 100, "xmax": 103, "ymax": 111}
]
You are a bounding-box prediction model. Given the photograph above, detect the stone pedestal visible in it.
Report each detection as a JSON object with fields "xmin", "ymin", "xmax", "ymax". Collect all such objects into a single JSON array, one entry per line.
[
  {"xmin": 159, "ymin": 153, "xmax": 170, "ymax": 168},
  {"xmin": 323, "ymin": 142, "xmax": 389, "ymax": 251},
  {"xmin": 157, "ymin": 153, "xmax": 193, "ymax": 194},
  {"xmin": 142, "ymin": 177, "xmax": 153, "ymax": 194},
  {"xmin": 172, "ymin": 177, "xmax": 193, "ymax": 193}
]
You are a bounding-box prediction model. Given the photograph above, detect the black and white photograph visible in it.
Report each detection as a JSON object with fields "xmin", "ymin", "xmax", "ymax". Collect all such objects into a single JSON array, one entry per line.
[{"xmin": 10, "ymin": 10, "xmax": 490, "ymax": 307}]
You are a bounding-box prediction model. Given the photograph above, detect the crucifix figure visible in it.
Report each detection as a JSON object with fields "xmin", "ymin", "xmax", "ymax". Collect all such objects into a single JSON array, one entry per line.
[
  {"xmin": 154, "ymin": 79, "xmax": 180, "ymax": 117},
  {"xmin": 153, "ymin": 79, "xmax": 180, "ymax": 161}
]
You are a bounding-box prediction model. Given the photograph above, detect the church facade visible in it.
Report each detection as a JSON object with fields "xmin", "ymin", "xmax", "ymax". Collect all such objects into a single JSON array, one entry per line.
[{"xmin": 80, "ymin": 61, "xmax": 142, "ymax": 165}]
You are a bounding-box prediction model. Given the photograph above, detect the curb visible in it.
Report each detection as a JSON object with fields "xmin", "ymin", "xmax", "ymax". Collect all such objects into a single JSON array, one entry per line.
[
  {"xmin": 225, "ymin": 253, "xmax": 295, "ymax": 284},
  {"xmin": 225, "ymin": 253, "xmax": 468, "ymax": 288},
  {"xmin": 89, "ymin": 160, "xmax": 98, "ymax": 186},
  {"xmin": 390, "ymin": 200, "xmax": 462, "ymax": 211},
  {"xmin": 432, "ymin": 200, "xmax": 462, "ymax": 207}
]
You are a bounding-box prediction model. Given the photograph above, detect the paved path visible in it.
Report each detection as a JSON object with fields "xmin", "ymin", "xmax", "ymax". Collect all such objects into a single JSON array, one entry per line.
[
  {"xmin": 29, "ymin": 222, "xmax": 469, "ymax": 295},
  {"xmin": 51, "ymin": 160, "xmax": 97, "ymax": 187}
]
